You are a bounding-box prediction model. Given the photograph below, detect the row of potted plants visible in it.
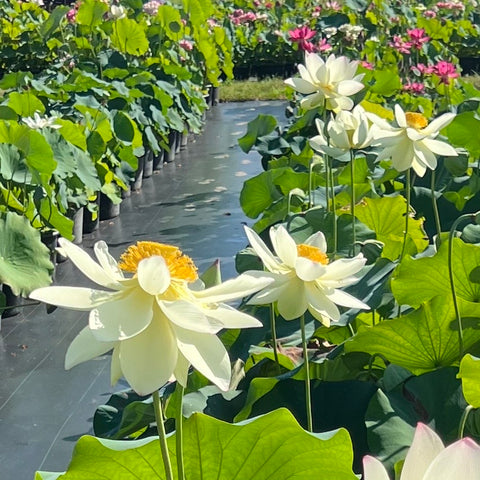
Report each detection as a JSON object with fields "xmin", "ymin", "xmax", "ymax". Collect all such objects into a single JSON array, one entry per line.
[{"xmin": 0, "ymin": 0, "xmax": 231, "ymax": 310}]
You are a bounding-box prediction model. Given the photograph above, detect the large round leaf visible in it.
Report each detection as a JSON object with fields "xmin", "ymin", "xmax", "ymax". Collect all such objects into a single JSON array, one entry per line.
[
  {"xmin": 0, "ymin": 212, "xmax": 53, "ymax": 295},
  {"xmin": 112, "ymin": 18, "xmax": 149, "ymax": 56},
  {"xmin": 35, "ymin": 409, "xmax": 358, "ymax": 479}
]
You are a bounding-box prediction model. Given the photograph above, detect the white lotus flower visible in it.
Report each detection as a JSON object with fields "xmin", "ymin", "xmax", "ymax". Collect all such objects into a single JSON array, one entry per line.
[
  {"xmin": 30, "ymin": 239, "xmax": 272, "ymax": 396},
  {"xmin": 244, "ymin": 225, "xmax": 369, "ymax": 326},
  {"xmin": 109, "ymin": 4, "xmax": 126, "ymax": 19},
  {"xmin": 23, "ymin": 112, "xmax": 61, "ymax": 130},
  {"xmin": 368, "ymin": 105, "xmax": 457, "ymax": 177},
  {"xmin": 285, "ymin": 53, "xmax": 365, "ymax": 112},
  {"xmin": 310, "ymin": 105, "xmax": 374, "ymax": 160},
  {"xmin": 363, "ymin": 422, "xmax": 480, "ymax": 480}
]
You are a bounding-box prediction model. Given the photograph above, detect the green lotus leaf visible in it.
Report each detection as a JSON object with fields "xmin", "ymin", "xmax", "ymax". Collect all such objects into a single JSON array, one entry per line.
[
  {"xmin": 0, "ymin": 212, "xmax": 53, "ymax": 296},
  {"xmin": 7, "ymin": 92, "xmax": 45, "ymax": 117},
  {"xmin": 354, "ymin": 196, "xmax": 428, "ymax": 260},
  {"xmin": 112, "ymin": 18, "xmax": 149, "ymax": 56},
  {"xmin": 76, "ymin": 0, "xmax": 108, "ymax": 28},
  {"xmin": 345, "ymin": 295, "xmax": 480, "ymax": 374},
  {"xmin": 391, "ymin": 238, "xmax": 480, "ymax": 308},
  {"xmin": 458, "ymin": 354, "xmax": 480, "ymax": 408},
  {"xmin": 35, "ymin": 409, "xmax": 357, "ymax": 480}
]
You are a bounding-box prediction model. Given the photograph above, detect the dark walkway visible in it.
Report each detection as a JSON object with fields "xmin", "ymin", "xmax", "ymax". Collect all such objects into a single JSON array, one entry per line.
[{"xmin": 0, "ymin": 101, "xmax": 286, "ymax": 479}]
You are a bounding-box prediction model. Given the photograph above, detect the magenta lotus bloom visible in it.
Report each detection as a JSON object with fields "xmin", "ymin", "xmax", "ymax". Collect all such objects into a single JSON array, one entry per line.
[
  {"xmin": 433, "ymin": 61, "xmax": 460, "ymax": 84},
  {"xmin": 407, "ymin": 28, "xmax": 430, "ymax": 49},
  {"xmin": 289, "ymin": 26, "xmax": 316, "ymax": 52},
  {"xmin": 403, "ymin": 81, "xmax": 425, "ymax": 94},
  {"xmin": 389, "ymin": 35, "xmax": 412, "ymax": 54},
  {"xmin": 363, "ymin": 423, "xmax": 480, "ymax": 480},
  {"xmin": 179, "ymin": 39, "xmax": 194, "ymax": 52}
]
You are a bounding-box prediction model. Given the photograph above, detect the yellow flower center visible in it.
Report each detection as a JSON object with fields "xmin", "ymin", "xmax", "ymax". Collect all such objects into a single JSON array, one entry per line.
[
  {"xmin": 405, "ymin": 112, "xmax": 428, "ymax": 130},
  {"xmin": 297, "ymin": 244, "xmax": 329, "ymax": 265},
  {"xmin": 119, "ymin": 241, "xmax": 198, "ymax": 282}
]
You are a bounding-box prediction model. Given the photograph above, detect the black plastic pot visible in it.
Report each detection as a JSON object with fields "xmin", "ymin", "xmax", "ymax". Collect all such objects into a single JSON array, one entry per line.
[
  {"xmin": 166, "ymin": 131, "xmax": 177, "ymax": 163},
  {"xmin": 2, "ymin": 284, "xmax": 20, "ymax": 318},
  {"xmin": 131, "ymin": 155, "xmax": 145, "ymax": 191},
  {"xmin": 41, "ymin": 229, "xmax": 60, "ymax": 265},
  {"xmin": 180, "ymin": 131, "xmax": 189, "ymax": 150},
  {"xmin": 99, "ymin": 193, "xmax": 121, "ymax": 220},
  {"xmin": 153, "ymin": 149, "xmax": 164, "ymax": 170},
  {"xmin": 212, "ymin": 86, "xmax": 220, "ymax": 106},
  {"xmin": 143, "ymin": 150, "xmax": 154, "ymax": 178},
  {"xmin": 71, "ymin": 207, "xmax": 84, "ymax": 245}
]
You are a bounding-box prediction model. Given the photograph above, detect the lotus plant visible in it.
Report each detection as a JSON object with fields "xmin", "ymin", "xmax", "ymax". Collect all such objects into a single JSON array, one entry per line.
[
  {"xmin": 363, "ymin": 422, "xmax": 480, "ymax": 480},
  {"xmin": 285, "ymin": 53, "xmax": 365, "ymax": 112},
  {"xmin": 30, "ymin": 239, "xmax": 272, "ymax": 396}
]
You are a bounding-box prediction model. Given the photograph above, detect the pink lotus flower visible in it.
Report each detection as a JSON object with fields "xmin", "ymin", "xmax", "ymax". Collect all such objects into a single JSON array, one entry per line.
[
  {"xmin": 424, "ymin": 9, "xmax": 437, "ymax": 17},
  {"xmin": 66, "ymin": 7, "xmax": 77, "ymax": 22},
  {"xmin": 325, "ymin": 1, "xmax": 341, "ymax": 11},
  {"xmin": 142, "ymin": 0, "xmax": 162, "ymax": 15},
  {"xmin": 389, "ymin": 35, "xmax": 412, "ymax": 54},
  {"xmin": 403, "ymin": 81, "xmax": 426, "ymax": 94},
  {"xmin": 179, "ymin": 39, "xmax": 193, "ymax": 51},
  {"xmin": 407, "ymin": 28, "xmax": 430, "ymax": 49},
  {"xmin": 289, "ymin": 26, "xmax": 317, "ymax": 52},
  {"xmin": 318, "ymin": 38, "xmax": 332, "ymax": 53},
  {"xmin": 412, "ymin": 63, "xmax": 434, "ymax": 75},
  {"xmin": 361, "ymin": 60, "xmax": 374, "ymax": 70},
  {"xmin": 433, "ymin": 61, "xmax": 460, "ymax": 84}
]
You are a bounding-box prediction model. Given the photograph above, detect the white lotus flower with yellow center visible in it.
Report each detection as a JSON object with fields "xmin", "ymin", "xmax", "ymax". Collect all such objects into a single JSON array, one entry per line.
[
  {"xmin": 244, "ymin": 226, "xmax": 369, "ymax": 326},
  {"xmin": 369, "ymin": 105, "xmax": 457, "ymax": 177},
  {"xmin": 310, "ymin": 104, "xmax": 374, "ymax": 160},
  {"xmin": 285, "ymin": 53, "xmax": 365, "ymax": 112},
  {"xmin": 30, "ymin": 239, "xmax": 272, "ymax": 396},
  {"xmin": 363, "ymin": 422, "xmax": 480, "ymax": 480}
]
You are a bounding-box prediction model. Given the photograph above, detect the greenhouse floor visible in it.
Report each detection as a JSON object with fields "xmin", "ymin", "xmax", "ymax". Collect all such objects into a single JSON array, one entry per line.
[{"xmin": 0, "ymin": 101, "xmax": 286, "ymax": 480}]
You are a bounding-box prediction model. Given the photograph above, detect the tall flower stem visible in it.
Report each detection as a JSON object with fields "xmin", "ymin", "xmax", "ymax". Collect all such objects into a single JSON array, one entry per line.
[
  {"xmin": 399, "ymin": 169, "xmax": 411, "ymax": 263},
  {"xmin": 431, "ymin": 169, "xmax": 442, "ymax": 244},
  {"xmin": 458, "ymin": 405, "xmax": 474, "ymax": 439},
  {"xmin": 448, "ymin": 213, "xmax": 477, "ymax": 359},
  {"xmin": 152, "ymin": 390, "xmax": 174, "ymax": 480},
  {"xmin": 300, "ymin": 314, "xmax": 313, "ymax": 432},
  {"xmin": 175, "ymin": 383, "xmax": 186, "ymax": 480},
  {"xmin": 270, "ymin": 303, "xmax": 279, "ymax": 364},
  {"xmin": 330, "ymin": 156, "xmax": 337, "ymax": 256},
  {"xmin": 350, "ymin": 150, "xmax": 356, "ymax": 252},
  {"xmin": 308, "ymin": 159, "xmax": 314, "ymax": 209}
]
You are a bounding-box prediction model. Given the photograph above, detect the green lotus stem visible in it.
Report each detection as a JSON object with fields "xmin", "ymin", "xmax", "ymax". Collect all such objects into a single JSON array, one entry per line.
[
  {"xmin": 325, "ymin": 154, "xmax": 330, "ymax": 211},
  {"xmin": 175, "ymin": 383, "xmax": 186, "ymax": 480},
  {"xmin": 308, "ymin": 159, "xmax": 314, "ymax": 209},
  {"xmin": 330, "ymin": 156, "xmax": 337, "ymax": 256},
  {"xmin": 399, "ymin": 169, "xmax": 411, "ymax": 263},
  {"xmin": 448, "ymin": 213, "xmax": 477, "ymax": 359},
  {"xmin": 152, "ymin": 390, "xmax": 174, "ymax": 480},
  {"xmin": 300, "ymin": 314, "xmax": 313, "ymax": 432},
  {"xmin": 458, "ymin": 405, "xmax": 474, "ymax": 439},
  {"xmin": 431, "ymin": 169, "xmax": 442, "ymax": 244},
  {"xmin": 271, "ymin": 303, "xmax": 279, "ymax": 364},
  {"xmin": 350, "ymin": 150, "xmax": 356, "ymax": 253}
]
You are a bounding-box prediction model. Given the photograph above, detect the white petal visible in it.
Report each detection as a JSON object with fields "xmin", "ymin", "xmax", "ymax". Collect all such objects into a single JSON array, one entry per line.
[
  {"xmin": 284, "ymin": 77, "xmax": 317, "ymax": 94},
  {"xmin": 89, "ymin": 288, "xmax": 153, "ymax": 342},
  {"xmin": 137, "ymin": 255, "xmax": 170, "ymax": 295},
  {"xmin": 192, "ymin": 271, "xmax": 274, "ymax": 303},
  {"xmin": 248, "ymin": 278, "xmax": 291, "ymax": 305},
  {"xmin": 119, "ymin": 310, "xmax": 178, "ymax": 395},
  {"xmin": 94, "ymin": 241, "xmax": 124, "ymax": 281},
  {"xmin": 295, "ymin": 257, "xmax": 327, "ymax": 281},
  {"xmin": 174, "ymin": 325, "xmax": 231, "ymax": 391},
  {"xmin": 326, "ymin": 288, "xmax": 370, "ymax": 310},
  {"xmin": 305, "ymin": 283, "xmax": 340, "ymax": 322},
  {"xmin": 421, "ymin": 138, "xmax": 458, "ymax": 157},
  {"xmin": 159, "ymin": 299, "xmax": 221, "ymax": 333},
  {"xmin": 301, "ymin": 92, "xmax": 325, "ymax": 110},
  {"xmin": 244, "ymin": 226, "xmax": 283, "ymax": 273},
  {"xmin": 305, "ymin": 231, "xmax": 327, "ymax": 252},
  {"xmin": 321, "ymin": 255, "xmax": 366, "ymax": 282},
  {"xmin": 58, "ymin": 238, "xmax": 122, "ymax": 289},
  {"xmin": 276, "ymin": 277, "xmax": 307, "ymax": 320},
  {"xmin": 205, "ymin": 303, "xmax": 262, "ymax": 329},
  {"xmin": 423, "ymin": 438, "xmax": 480, "ymax": 480},
  {"xmin": 65, "ymin": 326, "xmax": 116, "ymax": 370},
  {"xmin": 337, "ymin": 79, "xmax": 364, "ymax": 96},
  {"xmin": 173, "ymin": 351, "xmax": 190, "ymax": 388},
  {"xmin": 423, "ymin": 112, "xmax": 456, "ymax": 135},
  {"xmin": 363, "ymin": 456, "xmax": 391, "ymax": 480},
  {"xmin": 270, "ymin": 225, "xmax": 297, "ymax": 267},
  {"xmin": 110, "ymin": 346, "xmax": 122, "ymax": 386},
  {"xmin": 395, "ymin": 104, "xmax": 407, "ymax": 128},
  {"xmin": 414, "ymin": 144, "xmax": 437, "ymax": 171},
  {"xmin": 30, "ymin": 286, "xmax": 118, "ymax": 311},
  {"xmin": 400, "ymin": 423, "xmax": 444, "ymax": 480},
  {"xmin": 305, "ymin": 52, "xmax": 325, "ymax": 80}
]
